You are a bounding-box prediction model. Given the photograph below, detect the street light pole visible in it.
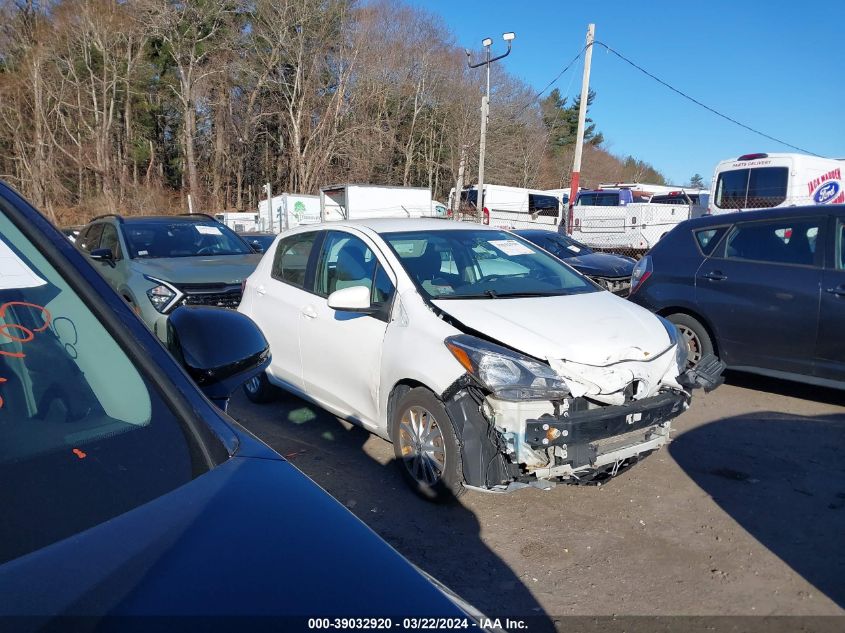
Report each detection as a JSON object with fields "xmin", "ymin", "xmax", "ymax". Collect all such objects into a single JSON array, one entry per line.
[{"xmin": 467, "ymin": 32, "xmax": 514, "ymax": 224}]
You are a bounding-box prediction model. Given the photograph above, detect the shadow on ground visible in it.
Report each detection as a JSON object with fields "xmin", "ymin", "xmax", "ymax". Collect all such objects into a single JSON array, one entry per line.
[
  {"xmin": 670, "ymin": 409, "xmax": 845, "ymax": 608},
  {"xmin": 229, "ymin": 390, "xmax": 554, "ymax": 631},
  {"xmin": 724, "ymin": 370, "xmax": 845, "ymax": 407}
]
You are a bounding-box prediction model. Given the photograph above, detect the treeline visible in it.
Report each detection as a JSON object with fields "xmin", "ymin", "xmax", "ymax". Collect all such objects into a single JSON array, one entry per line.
[{"xmin": 0, "ymin": 0, "xmax": 666, "ymax": 225}]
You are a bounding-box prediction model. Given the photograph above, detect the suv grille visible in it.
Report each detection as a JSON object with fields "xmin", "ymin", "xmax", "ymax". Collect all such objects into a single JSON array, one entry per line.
[{"xmin": 175, "ymin": 283, "xmax": 243, "ymax": 309}]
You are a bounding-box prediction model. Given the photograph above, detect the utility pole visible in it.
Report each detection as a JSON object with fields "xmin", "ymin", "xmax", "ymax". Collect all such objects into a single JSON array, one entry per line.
[
  {"xmin": 264, "ymin": 182, "xmax": 274, "ymax": 232},
  {"xmin": 453, "ymin": 145, "xmax": 467, "ymax": 221},
  {"xmin": 567, "ymin": 23, "xmax": 595, "ymax": 235},
  {"xmin": 467, "ymin": 32, "xmax": 515, "ymax": 223}
]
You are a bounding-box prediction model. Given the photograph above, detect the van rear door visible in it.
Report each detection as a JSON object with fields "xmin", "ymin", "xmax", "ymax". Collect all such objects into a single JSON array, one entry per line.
[{"xmin": 712, "ymin": 159, "xmax": 790, "ymax": 212}]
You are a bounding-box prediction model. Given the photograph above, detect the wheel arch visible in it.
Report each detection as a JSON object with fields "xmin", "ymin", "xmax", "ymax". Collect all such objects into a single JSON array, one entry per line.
[{"xmin": 657, "ymin": 306, "xmax": 720, "ymax": 356}]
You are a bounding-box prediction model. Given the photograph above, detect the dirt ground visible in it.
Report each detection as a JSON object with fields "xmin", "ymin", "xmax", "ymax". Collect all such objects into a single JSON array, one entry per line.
[{"xmin": 228, "ymin": 371, "xmax": 845, "ymax": 626}]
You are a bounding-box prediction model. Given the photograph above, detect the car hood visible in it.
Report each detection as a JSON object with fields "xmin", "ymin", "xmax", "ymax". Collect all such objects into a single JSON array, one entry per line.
[
  {"xmin": 434, "ymin": 291, "xmax": 680, "ymax": 403},
  {"xmin": 132, "ymin": 254, "xmax": 261, "ymax": 285},
  {"xmin": 564, "ymin": 252, "xmax": 635, "ymax": 278},
  {"xmin": 433, "ymin": 291, "xmax": 670, "ymax": 366},
  {"xmin": 0, "ymin": 454, "xmax": 466, "ymax": 617}
]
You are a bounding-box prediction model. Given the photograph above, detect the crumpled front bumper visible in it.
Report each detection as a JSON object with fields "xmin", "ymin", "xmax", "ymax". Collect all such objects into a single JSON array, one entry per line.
[{"xmin": 524, "ymin": 390, "xmax": 688, "ymax": 469}]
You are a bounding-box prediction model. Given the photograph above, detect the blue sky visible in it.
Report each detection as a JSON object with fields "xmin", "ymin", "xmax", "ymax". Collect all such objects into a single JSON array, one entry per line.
[{"xmin": 406, "ymin": 0, "xmax": 845, "ymax": 186}]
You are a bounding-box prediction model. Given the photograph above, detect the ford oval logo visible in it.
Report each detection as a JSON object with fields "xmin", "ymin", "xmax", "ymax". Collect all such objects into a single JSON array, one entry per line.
[{"xmin": 813, "ymin": 180, "xmax": 841, "ymax": 204}]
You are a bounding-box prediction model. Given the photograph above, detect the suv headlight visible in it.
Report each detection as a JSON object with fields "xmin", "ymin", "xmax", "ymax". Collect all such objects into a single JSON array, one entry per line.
[
  {"xmin": 144, "ymin": 276, "xmax": 182, "ymax": 313},
  {"xmin": 445, "ymin": 334, "xmax": 569, "ymax": 401},
  {"xmin": 659, "ymin": 317, "xmax": 688, "ymax": 372}
]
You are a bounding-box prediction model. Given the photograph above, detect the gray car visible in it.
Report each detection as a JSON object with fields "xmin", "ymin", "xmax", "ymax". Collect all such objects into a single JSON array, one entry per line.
[{"xmin": 76, "ymin": 213, "xmax": 261, "ymax": 341}]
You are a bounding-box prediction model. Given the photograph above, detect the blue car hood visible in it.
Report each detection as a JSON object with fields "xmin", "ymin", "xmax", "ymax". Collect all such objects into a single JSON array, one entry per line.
[
  {"xmin": 0, "ymin": 455, "xmax": 464, "ymax": 617},
  {"xmin": 565, "ymin": 252, "xmax": 634, "ymax": 278}
]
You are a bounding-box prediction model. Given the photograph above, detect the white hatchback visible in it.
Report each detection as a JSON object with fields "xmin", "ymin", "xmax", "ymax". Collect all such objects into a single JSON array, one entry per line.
[{"xmin": 239, "ymin": 219, "xmax": 720, "ymax": 500}]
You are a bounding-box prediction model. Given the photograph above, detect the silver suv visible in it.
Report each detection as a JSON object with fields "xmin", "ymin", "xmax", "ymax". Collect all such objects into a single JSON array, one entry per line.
[{"xmin": 76, "ymin": 213, "xmax": 261, "ymax": 340}]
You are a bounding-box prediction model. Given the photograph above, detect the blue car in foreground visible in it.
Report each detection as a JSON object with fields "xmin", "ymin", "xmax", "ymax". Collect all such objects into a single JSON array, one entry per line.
[{"xmin": 0, "ymin": 181, "xmax": 476, "ymax": 626}]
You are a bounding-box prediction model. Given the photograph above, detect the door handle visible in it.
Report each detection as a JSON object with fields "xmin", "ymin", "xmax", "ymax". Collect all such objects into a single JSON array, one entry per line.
[
  {"xmin": 703, "ymin": 271, "xmax": 727, "ymax": 281},
  {"xmin": 826, "ymin": 287, "xmax": 845, "ymax": 297},
  {"xmin": 255, "ymin": 285, "xmax": 266, "ymax": 296},
  {"xmin": 301, "ymin": 305, "xmax": 318, "ymax": 319}
]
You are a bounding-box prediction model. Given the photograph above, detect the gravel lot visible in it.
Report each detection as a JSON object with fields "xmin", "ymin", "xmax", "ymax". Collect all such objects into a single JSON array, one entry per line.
[{"xmin": 228, "ymin": 372, "xmax": 845, "ymax": 625}]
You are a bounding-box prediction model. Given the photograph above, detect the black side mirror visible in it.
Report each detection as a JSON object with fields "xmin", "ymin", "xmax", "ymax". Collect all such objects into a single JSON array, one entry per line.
[
  {"xmin": 249, "ymin": 241, "xmax": 264, "ymax": 253},
  {"xmin": 90, "ymin": 248, "xmax": 116, "ymax": 267},
  {"xmin": 166, "ymin": 306, "xmax": 270, "ymax": 411}
]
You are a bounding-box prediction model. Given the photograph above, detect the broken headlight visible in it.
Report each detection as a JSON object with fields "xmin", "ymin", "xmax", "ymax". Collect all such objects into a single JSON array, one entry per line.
[{"xmin": 445, "ymin": 334, "xmax": 569, "ymax": 401}]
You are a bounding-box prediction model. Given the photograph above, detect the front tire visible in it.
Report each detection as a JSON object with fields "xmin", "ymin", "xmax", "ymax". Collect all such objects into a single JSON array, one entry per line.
[
  {"xmin": 667, "ymin": 313, "xmax": 715, "ymax": 369},
  {"xmin": 390, "ymin": 387, "xmax": 465, "ymax": 502},
  {"xmin": 243, "ymin": 371, "xmax": 279, "ymax": 404}
]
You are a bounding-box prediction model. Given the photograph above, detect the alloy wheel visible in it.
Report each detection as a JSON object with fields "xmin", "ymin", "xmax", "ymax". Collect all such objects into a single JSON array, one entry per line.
[{"xmin": 398, "ymin": 405, "xmax": 446, "ymax": 486}]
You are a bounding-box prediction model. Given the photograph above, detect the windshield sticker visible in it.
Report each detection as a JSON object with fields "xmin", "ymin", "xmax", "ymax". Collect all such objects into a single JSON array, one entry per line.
[
  {"xmin": 196, "ymin": 225, "xmax": 223, "ymax": 236},
  {"xmin": 567, "ymin": 245, "xmax": 581, "ymax": 253},
  {"xmin": 0, "ymin": 239, "xmax": 47, "ymax": 290},
  {"xmin": 137, "ymin": 250, "xmax": 148, "ymax": 256},
  {"xmin": 487, "ymin": 239, "xmax": 534, "ymax": 256}
]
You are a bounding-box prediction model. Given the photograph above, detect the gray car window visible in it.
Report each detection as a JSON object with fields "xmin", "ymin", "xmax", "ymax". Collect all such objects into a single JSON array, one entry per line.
[{"xmin": 99, "ymin": 224, "xmax": 122, "ymax": 260}]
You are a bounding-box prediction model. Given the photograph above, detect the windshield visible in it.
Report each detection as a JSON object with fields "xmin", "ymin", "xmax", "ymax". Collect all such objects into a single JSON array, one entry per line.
[
  {"xmin": 384, "ymin": 229, "xmax": 596, "ymax": 299},
  {"xmin": 715, "ymin": 167, "xmax": 789, "ymax": 209},
  {"xmin": 0, "ymin": 209, "xmax": 211, "ymax": 564},
  {"xmin": 124, "ymin": 220, "xmax": 252, "ymax": 258}
]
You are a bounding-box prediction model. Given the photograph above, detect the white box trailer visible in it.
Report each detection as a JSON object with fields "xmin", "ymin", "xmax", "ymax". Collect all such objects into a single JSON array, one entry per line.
[
  {"xmin": 257, "ymin": 193, "xmax": 321, "ymax": 232},
  {"xmin": 709, "ymin": 152, "xmax": 845, "ymax": 214},
  {"xmin": 214, "ymin": 211, "xmax": 260, "ymax": 233},
  {"xmin": 448, "ymin": 184, "xmax": 563, "ymax": 229},
  {"xmin": 320, "ymin": 185, "xmax": 435, "ymax": 221}
]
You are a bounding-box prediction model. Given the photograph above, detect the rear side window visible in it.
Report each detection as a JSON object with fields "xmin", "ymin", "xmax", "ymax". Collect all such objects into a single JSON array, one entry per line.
[
  {"xmin": 576, "ymin": 192, "xmax": 620, "ymax": 206},
  {"xmin": 271, "ymin": 232, "xmax": 317, "ymax": 288},
  {"xmin": 528, "ymin": 194, "xmax": 559, "ymax": 217},
  {"xmin": 694, "ymin": 227, "xmax": 728, "ymax": 255},
  {"xmin": 724, "ymin": 218, "xmax": 822, "ymax": 266},
  {"xmin": 837, "ymin": 220, "xmax": 845, "ymax": 270},
  {"xmin": 78, "ymin": 224, "xmax": 104, "ymax": 253},
  {"xmin": 715, "ymin": 167, "xmax": 789, "ymax": 209}
]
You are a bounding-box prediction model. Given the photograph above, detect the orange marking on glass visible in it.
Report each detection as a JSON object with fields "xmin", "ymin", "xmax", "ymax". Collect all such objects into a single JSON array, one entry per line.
[{"xmin": 72, "ymin": 448, "xmax": 87, "ymax": 459}]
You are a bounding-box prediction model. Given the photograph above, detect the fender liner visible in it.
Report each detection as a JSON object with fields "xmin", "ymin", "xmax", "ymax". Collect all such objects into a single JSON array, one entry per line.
[{"xmin": 442, "ymin": 378, "xmax": 517, "ymax": 488}]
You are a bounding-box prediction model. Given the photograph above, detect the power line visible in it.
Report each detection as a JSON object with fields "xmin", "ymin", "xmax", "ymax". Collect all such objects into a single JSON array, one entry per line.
[
  {"xmin": 506, "ymin": 47, "xmax": 585, "ymax": 122},
  {"xmin": 593, "ymin": 40, "xmax": 821, "ymax": 157}
]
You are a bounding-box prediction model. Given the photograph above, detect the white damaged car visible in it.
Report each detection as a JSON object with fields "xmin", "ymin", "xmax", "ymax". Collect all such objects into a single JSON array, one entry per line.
[{"xmin": 239, "ymin": 219, "xmax": 723, "ymax": 500}]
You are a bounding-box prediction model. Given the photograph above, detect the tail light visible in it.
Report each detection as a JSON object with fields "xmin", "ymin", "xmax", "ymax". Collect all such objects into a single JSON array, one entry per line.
[
  {"xmin": 483, "ymin": 207, "xmax": 490, "ymax": 225},
  {"xmin": 630, "ymin": 255, "xmax": 653, "ymax": 296}
]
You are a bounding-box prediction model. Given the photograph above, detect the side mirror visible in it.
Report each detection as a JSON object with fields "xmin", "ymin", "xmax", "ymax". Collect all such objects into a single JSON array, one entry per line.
[
  {"xmin": 90, "ymin": 248, "xmax": 116, "ymax": 266},
  {"xmin": 249, "ymin": 241, "xmax": 264, "ymax": 254},
  {"xmin": 166, "ymin": 306, "xmax": 270, "ymax": 411},
  {"xmin": 327, "ymin": 285, "xmax": 372, "ymax": 312}
]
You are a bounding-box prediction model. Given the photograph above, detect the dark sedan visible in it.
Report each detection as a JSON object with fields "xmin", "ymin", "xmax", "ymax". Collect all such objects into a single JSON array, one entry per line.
[
  {"xmin": 629, "ymin": 206, "xmax": 845, "ymax": 389},
  {"xmin": 238, "ymin": 231, "xmax": 278, "ymax": 253},
  {"xmin": 0, "ymin": 180, "xmax": 477, "ymax": 623},
  {"xmin": 515, "ymin": 229, "xmax": 636, "ymax": 296}
]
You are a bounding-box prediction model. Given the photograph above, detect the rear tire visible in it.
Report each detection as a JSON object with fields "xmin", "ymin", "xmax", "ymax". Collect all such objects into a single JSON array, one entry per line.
[
  {"xmin": 667, "ymin": 313, "xmax": 715, "ymax": 369},
  {"xmin": 243, "ymin": 371, "xmax": 279, "ymax": 404},
  {"xmin": 390, "ymin": 387, "xmax": 465, "ymax": 502}
]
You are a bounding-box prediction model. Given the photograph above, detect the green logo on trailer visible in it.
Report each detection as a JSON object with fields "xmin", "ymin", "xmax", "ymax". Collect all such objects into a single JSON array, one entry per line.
[{"xmin": 293, "ymin": 200, "xmax": 306, "ymax": 221}]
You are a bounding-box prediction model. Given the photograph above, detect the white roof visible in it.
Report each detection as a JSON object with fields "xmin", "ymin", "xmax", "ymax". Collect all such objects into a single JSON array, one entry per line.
[{"xmin": 287, "ymin": 218, "xmax": 499, "ymax": 235}]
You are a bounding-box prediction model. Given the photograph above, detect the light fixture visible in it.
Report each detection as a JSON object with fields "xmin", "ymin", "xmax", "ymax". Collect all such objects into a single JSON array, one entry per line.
[
  {"xmin": 503, "ymin": 32, "xmax": 515, "ymax": 41},
  {"xmin": 482, "ymin": 37, "xmax": 493, "ymax": 47}
]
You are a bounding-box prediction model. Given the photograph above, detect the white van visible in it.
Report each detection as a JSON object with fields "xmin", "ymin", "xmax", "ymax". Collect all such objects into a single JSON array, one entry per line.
[
  {"xmin": 450, "ymin": 184, "xmax": 562, "ymax": 229},
  {"xmin": 709, "ymin": 152, "xmax": 845, "ymax": 214}
]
